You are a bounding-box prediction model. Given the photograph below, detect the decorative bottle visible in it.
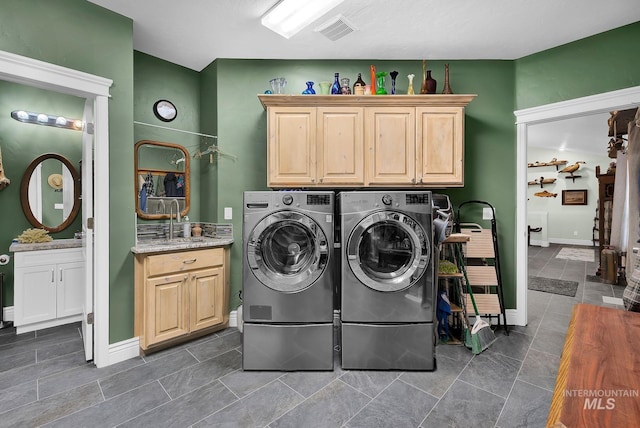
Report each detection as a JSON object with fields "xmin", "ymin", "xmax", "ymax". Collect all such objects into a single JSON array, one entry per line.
[
  {"xmin": 425, "ymin": 70, "xmax": 437, "ymax": 94},
  {"xmin": 407, "ymin": 74, "xmax": 415, "ymax": 95},
  {"xmin": 331, "ymin": 73, "xmax": 341, "ymax": 94},
  {"xmin": 390, "ymin": 70, "xmax": 399, "ymax": 94},
  {"xmin": 375, "ymin": 71, "xmax": 387, "ymax": 95},
  {"xmin": 340, "ymin": 78, "xmax": 351, "ymax": 94},
  {"xmin": 442, "ymin": 64, "xmax": 453, "ymax": 94},
  {"xmin": 420, "ymin": 60, "xmax": 428, "ymax": 94},
  {"xmin": 353, "ymin": 73, "xmax": 366, "ymax": 95},
  {"xmin": 370, "ymin": 65, "xmax": 377, "ymax": 95},
  {"xmin": 302, "ymin": 81, "xmax": 316, "ymax": 94}
]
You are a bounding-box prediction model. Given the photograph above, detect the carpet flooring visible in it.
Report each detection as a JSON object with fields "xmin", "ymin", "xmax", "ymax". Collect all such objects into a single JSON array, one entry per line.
[{"xmin": 528, "ymin": 276, "xmax": 579, "ymax": 297}]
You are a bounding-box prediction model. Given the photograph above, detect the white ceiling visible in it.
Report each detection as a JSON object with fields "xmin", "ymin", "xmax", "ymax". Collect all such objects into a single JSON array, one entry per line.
[
  {"xmin": 88, "ymin": 0, "xmax": 640, "ymax": 72},
  {"xmin": 87, "ymin": 0, "xmax": 640, "ymax": 154}
]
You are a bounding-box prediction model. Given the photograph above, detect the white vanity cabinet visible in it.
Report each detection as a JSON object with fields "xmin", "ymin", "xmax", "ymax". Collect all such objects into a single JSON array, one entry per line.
[{"xmin": 13, "ymin": 247, "xmax": 84, "ymax": 334}]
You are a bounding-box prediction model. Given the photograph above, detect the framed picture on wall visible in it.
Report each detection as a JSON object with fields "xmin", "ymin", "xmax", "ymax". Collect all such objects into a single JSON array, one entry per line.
[{"xmin": 562, "ymin": 189, "xmax": 588, "ymax": 205}]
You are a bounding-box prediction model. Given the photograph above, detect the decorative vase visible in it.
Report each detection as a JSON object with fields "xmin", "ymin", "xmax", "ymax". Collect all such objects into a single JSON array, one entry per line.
[
  {"xmin": 269, "ymin": 77, "xmax": 287, "ymax": 94},
  {"xmin": 340, "ymin": 78, "xmax": 351, "ymax": 94},
  {"xmin": 390, "ymin": 70, "xmax": 399, "ymax": 94},
  {"xmin": 375, "ymin": 71, "xmax": 387, "ymax": 95},
  {"xmin": 370, "ymin": 65, "xmax": 377, "ymax": 95},
  {"xmin": 407, "ymin": 74, "xmax": 415, "ymax": 95},
  {"xmin": 425, "ymin": 70, "xmax": 437, "ymax": 94},
  {"xmin": 331, "ymin": 73, "xmax": 341, "ymax": 95},
  {"xmin": 420, "ymin": 60, "xmax": 428, "ymax": 94},
  {"xmin": 442, "ymin": 63, "xmax": 453, "ymax": 94},
  {"xmin": 302, "ymin": 81, "xmax": 316, "ymax": 94},
  {"xmin": 353, "ymin": 73, "xmax": 366, "ymax": 95},
  {"xmin": 318, "ymin": 81, "xmax": 331, "ymax": 94}
]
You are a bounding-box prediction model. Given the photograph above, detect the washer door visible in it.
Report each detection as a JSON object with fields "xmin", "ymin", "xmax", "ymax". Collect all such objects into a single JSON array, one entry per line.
[
  {"xmin": 246, "ymin": 211, "xmax": 329, "ymax": 293},
  {"xmin": 347, "ymin": 211, "xmax": 430, "ymax": 292}
]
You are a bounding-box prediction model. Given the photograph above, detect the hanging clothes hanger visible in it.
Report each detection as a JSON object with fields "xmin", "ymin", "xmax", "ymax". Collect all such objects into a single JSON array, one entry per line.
[{"xmin": 192, "ymin": 145, "xmax": 237, "ymax": 164}]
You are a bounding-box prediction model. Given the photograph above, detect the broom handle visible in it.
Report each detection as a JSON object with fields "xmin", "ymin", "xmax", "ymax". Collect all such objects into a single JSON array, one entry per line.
[{"xmin": 455, "ymin": 243, "xmax": 480, "ymax": 317}]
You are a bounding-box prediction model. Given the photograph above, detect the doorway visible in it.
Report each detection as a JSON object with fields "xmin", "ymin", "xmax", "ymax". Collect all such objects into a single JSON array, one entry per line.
[
  {"xmin": 514, "ymin": 86, "xmax": 640, "ymax": 326},
  {"xmin": 0, "ymin": 50, "xmax": 112, "ymax": 367}
]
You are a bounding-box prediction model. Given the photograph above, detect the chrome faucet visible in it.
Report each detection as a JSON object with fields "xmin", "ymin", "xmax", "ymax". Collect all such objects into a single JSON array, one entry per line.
[
  {"xmin": 157, "ymin": 198, "xmax": 166, "ymax": 215},
  {"xmin": 169, "ymin": 199, "xmax": 181, "ymax": 240}
]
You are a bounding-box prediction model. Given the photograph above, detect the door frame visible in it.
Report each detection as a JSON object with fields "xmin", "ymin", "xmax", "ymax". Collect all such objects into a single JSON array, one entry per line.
[
  {"xmin": 514, "ymin": 85, "xmax": 640, "ymax": 326},
  {"xmin": 0, "ymin": 50, "xmax": 112, "ymax": 367}
]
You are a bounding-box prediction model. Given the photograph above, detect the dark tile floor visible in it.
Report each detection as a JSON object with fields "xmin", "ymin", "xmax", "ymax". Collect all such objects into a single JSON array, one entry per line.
[{"xmin": 0, "ymin": 244, "xmax": 626, "ymax": 427}]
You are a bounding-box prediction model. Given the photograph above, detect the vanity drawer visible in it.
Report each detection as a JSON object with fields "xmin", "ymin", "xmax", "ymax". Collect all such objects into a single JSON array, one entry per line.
[{"xmin": 146, "ymin": 248, "xmax": 224, "ymax": 277}]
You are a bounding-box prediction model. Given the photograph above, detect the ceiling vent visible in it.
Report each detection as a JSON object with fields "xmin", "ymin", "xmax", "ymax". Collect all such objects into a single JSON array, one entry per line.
[{"xmin": 315, "ymin": 15, "xmax": 356, "ymax": 41}]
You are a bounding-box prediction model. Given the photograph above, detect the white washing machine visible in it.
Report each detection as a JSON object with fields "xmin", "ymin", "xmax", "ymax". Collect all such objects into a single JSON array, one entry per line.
[
  {"xmin": 339, "ymin": 191, "xmax": 436, "ymax": 370},
  {"xmin": 242, "ymin": 191, "xmax": 334, "ymax": 370}
]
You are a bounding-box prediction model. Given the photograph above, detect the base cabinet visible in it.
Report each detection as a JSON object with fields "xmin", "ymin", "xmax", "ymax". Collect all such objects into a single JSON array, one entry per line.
[
  {"xmin": 135, "ymin": 246, "xmax": 230, "ymax": 352},
  {"xmin": 13, "ymin": 247, "xmax": 84, "ymax": 334}
]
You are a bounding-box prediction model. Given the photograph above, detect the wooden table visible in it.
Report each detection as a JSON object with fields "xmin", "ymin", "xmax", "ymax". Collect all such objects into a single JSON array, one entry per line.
[{"xmin": 547, "ymin": 304, "xmax": 640, "ymax": 427}]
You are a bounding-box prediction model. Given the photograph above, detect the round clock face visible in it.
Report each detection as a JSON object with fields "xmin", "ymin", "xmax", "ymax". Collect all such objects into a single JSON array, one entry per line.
[{"xmin": 153, "ymin": 99, "xmax": 177, "ymax": 122}]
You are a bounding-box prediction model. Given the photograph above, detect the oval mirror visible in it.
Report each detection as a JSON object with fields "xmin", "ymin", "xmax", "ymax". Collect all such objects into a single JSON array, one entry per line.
[
  {"xmin": 134, "ymin": 140, "xmax": 190, "ymax": 220},
  {"xmin": 20, "ymin": 153, "xmax": 81, "ymax": 233}
]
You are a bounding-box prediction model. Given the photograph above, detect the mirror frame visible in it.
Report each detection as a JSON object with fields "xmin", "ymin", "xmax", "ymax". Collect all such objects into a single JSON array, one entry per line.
[
  {"xmin": 134, "ymin": 139, "xmax": 190, "ymax": 220},
  {"xmin": 20, "ymin": 153, "xmax": 81, "ymax": 233}
]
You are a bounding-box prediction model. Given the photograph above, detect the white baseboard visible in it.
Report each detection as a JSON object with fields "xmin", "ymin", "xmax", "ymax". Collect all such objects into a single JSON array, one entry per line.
[
  {"xmin": 229, "ymin": 310, "xmax": 238, "ymax": 328},
  {"xmin": 2, "ymin": 306, "xmax": 14, "ymax": 322},
  {"xmin": 107, "ymin": 337, "xmax": 140, "ymax": 366},
  {"xmin": 549, "ymin": 238, "xmax": 594, "ymax": 247}
]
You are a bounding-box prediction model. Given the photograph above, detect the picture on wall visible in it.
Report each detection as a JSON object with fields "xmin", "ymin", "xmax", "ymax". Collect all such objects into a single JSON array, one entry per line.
[{"xmin": 562, "ymin": 189, "xmax": 588, "ymax": 205}]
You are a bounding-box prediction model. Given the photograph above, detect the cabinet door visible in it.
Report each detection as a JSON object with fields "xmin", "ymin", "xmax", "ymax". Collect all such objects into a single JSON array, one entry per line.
[
  {"xmin": 56, "ymin": 261, "xmax": 85, "ymax": 318},
  {"xmin": 416, "ymin": 107, "xmax": 464, "ymax": 186},
  {"xmin": 189, "ymin": 267, "xmax": 224, "ymax": 332},
  {"xmin": 267, "ymin": 107, "xmax": 317, "ymax": 186},
  {"xmin": 14, "ymin": 264, "xmax": 57, "ymax": 325},
  {"xmin": 146, "ymin": 273, "xmax": 189, "ymax": 346},
  {"xmin": 317, "ymin": 107, "xmax": 365, "ymax": 185},
  {"xmin": 365, "ymin": 107, "xmax": 416, "ymax": 185}
]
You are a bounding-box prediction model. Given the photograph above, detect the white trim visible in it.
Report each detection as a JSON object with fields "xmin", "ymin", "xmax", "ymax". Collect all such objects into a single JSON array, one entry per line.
[
  {"xmin": 229, "ymin": 310, "xmax": 238, "ymax": 328},
  {"xmin": 0, "ymin": 49, "xmax": 113, "ymax": 367},
  {"xmin": 107, "ymin": 337, "xmax": 141, "ymax": 365},
  {"xmin": 514, "ymin": 85, "xmax": 640, "ymax": 327},
  {"xmin": 2, "ymin": 306, "xmax": 14, "ymax": 322}
]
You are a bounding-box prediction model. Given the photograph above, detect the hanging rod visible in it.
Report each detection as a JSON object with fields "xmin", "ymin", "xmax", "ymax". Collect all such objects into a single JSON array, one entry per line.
[{"xmin": 134, "ymin": 121, "xmax": 218, "ymax": 139}]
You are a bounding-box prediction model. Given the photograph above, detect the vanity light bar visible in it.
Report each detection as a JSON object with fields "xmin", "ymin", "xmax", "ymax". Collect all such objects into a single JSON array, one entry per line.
[{"xmin": 11, "ymin": 110, "xmax": 83, "ymax": 131}]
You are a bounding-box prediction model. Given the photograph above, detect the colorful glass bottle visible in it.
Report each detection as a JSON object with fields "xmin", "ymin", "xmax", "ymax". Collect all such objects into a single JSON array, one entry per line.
[
  {"xmin": 353, "ymin": 73, "xmax": 366, "ymax": 95},
  {"xmin": 331, "ymin": 73, "xmax": 341, "ymax": 95}
]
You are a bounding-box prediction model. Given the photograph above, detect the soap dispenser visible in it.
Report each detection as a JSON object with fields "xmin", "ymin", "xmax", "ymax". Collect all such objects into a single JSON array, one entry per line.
[{"xmin": 183, "ymin": 216, "xmax": 191, "ymax": 238}]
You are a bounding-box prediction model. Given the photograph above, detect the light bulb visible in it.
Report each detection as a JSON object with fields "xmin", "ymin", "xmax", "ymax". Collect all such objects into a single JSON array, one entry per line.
[
  {"xmin": 73, "ymin": 120, "xmax": 83, "ymax": 130},
  {"xmin": 55, "ymin": 116, "xmax": 68, "ymax": 126},
  {"xmin": 37, "ymin": 113, "xmax": 49, "ymax": 123},
  {"xmin": 16, "ymin": 110, "xmax": 29, "ymax": 120}
]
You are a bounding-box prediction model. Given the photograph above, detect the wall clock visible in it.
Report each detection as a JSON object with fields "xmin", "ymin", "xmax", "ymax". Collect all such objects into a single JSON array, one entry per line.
[{"xmin": 153, "ymin": 99, "xmax": 177, "ymax": 122}]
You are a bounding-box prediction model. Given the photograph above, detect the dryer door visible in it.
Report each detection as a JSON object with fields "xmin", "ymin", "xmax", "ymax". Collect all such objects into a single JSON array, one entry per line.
[
  {"xmin": 246, "ymin": 211, "xmax": 329, "ymax": 292},
  {"xmin": 346, "ymin": 211, "xmax": 430, "ymax": 292}
]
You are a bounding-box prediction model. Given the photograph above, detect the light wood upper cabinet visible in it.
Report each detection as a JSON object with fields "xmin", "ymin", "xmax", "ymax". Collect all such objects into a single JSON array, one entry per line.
[{"xmin": 259, "ymin": 94, "xmax": 475, "ymax": 188}]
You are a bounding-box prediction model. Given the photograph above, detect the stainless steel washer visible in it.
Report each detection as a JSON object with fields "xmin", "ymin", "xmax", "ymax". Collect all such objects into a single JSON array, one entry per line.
[
  {"xmin": 242, "ymin": 191, "xmax": 334, "ymax": 370},
  {"xmin": 339, "ymin": 191, "xmax": 436, "ymax": 370}
]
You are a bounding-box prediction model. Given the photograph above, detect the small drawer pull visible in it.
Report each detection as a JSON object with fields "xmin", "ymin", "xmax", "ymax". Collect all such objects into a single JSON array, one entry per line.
[{"xmin": 183, "ymin": 258, "xmax": 197, "ymax": 264}]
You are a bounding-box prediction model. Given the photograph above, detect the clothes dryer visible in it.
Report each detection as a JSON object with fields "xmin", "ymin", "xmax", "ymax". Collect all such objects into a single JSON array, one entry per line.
[
  {"xmin": 242, "ymin": 191, "xmax": 334, "ymax": 370},
  {"xmin": 339, "ymin": 191, "xmax": 436, "ymax": 370}
]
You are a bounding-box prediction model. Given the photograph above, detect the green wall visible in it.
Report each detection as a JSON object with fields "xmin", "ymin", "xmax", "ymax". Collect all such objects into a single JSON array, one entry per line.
[
  {"xmin": 210, "ymin": 59, "xmax": 517, "ymax": 309},
  {"xmin": 0, "ymin": 0, "xmax": 134, "ymax": 343},
  {"xmin": 134, "ymin": 51, "xmax": 202, "ymax": 221},
  {"xmin": 515, "ymin": 21, "xmax": 640, "ymax": 109}
]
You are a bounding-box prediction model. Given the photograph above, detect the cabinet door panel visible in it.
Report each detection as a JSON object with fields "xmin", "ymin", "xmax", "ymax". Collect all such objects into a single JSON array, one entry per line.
[
  {"xmin": 190, "ymin": 267, "xmax": 224, "ymax": 332},
  {"xmin": 146, "ymin": 273, "xmax": 189, "ymax": 345},
  {"xmin": 56, "ymin": 261, "xmax": 85, "ymax": 318},
  {"xmin": 15, "ymin": 265, "xmax": 57, "ymax": 325},
  {"xmin": 268, "ymin": 108, "xmax": 316, "ymax": 186},
  {"xmin": 416, "ymin": 107, "xmax": 464, "ymax": 186},
  {"xmin": 317, "ymin": 107, "xmax": 364, "ymax": 185},
  {"xmin": 366, "ymin": 108, "xmax": 415, "ymax": 185}
]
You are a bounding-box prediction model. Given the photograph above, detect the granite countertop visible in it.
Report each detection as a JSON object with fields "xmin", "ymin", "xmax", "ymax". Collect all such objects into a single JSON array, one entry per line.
[
  {"xmin": 131, "ymin": 237, "xmax": 234, "ymax": 254},
  {"xmin": 9, "ymin": 238, "xmax": 84, "ymax": 253}
]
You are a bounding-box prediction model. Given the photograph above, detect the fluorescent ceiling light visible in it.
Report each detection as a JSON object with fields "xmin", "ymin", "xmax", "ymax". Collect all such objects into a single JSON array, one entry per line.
[{"xmin": 262, "ymin": 0, "xmax": 345, "ymax": 39}]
